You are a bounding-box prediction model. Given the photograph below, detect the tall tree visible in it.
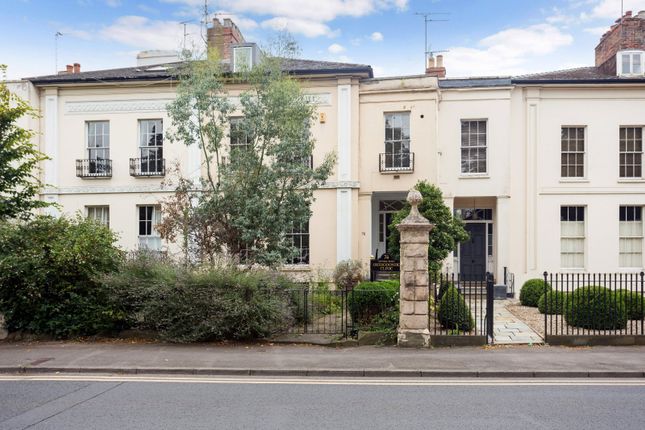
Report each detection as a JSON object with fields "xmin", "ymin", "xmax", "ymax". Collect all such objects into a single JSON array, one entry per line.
[
  {"xmin": 0, "ymin": 65, "xmax": 49, "ymax": 220},
  {"xmin": 387, "ymin": 181, "xmax": 469, "ymax": 272},
  {"xmin": 161, "ymin": 42, "xmax": 335, "ymax": 266}
]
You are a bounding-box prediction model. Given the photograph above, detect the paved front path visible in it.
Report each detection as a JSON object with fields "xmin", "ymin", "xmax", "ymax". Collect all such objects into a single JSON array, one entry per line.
[{"xmin": 494, "ymin": 300, "xmax": 543, "ymax": 345}]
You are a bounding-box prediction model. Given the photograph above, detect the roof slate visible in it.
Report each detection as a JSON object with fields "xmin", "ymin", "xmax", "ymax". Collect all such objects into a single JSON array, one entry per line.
[
  {"xmin": 25, "ymin": 57, "xmax": 373, "ymax": 85},
  {"xmin": 512, "ymin": 66, "xmax": 645, "ymax": 83},
  {"xmin": 438, "ymin": 77, "xmax": 511, "ymax": 88}
]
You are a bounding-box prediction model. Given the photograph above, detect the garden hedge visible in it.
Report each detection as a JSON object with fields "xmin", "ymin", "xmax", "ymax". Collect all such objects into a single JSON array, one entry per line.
[
  {"xmin": 537, "ymin": 290, "xmax": 568, "ymax": 315},
  {"xmin": 564, "ymin": 286, "xmax": 627, "ymax": 330},
  {"xmin": 616, "ymin": 290, "xmax": 645, "ymax": 320},
  {"xmin": 347, "ymin": 280, "xmax": 399, "ymax": 327},
  {"xmin": 520, "ymin": 278, "xmax": 550, "ymax": 307},
  {"xmin": 437, "ymin": 286, "xmax": 474, "ymax": 331}
]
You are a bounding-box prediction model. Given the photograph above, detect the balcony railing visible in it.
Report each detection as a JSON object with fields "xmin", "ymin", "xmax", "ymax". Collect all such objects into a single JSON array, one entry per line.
[
  {"xmin": 379, "ymin": 152, "xmax": 414, "ymax": 173},
  {"xmin": 76, "ymin": 159, "xmax": 112, "ymax": 178},
  {"xmin": 129, "ymin": 158, "xmax": 166, "ymax": 177}
]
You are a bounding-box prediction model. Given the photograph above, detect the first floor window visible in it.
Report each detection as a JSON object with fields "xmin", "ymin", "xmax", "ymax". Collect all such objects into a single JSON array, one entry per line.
[
  {"xmin": 139, "ymin": 119, "xmax": 164, "ymax": 174},
  {"xmin": 138, "ymin": 205, "xmax": 161, "ymax": 251},
  {"xmin": 87, "ymin": 121, "xmax": 110, "ymax": 174},
  {"xmin": 461, "ymin": 120, "xmax": 487, "ymax": 174},
  {"xmin": 619, "ymin": 126, "xmax": 643, "ymax": 178},
  {"xmin": 561, "ymin": 206, "xmax": 585, "ymax": 269},
  {"xmin": 620, "ymin": 206, "xmax": 643, "ymax": 268},
  {"xmin": 561, "ymin": 127, "xmax": 585, "ymax": 178},
  {"xmin": 86, "ymin": 206, "xmax": 109, "ymax": 227},
  {"xmin": 230, "ymin": 117, "xmax": 252, "ymax": 151},
  {"xmin": 383, "ymin": 112, "xmax": 411, "ymax": 170},
  {"xmin": 287, "ymin": 221, "xmax": 309, "ymax": 264}
]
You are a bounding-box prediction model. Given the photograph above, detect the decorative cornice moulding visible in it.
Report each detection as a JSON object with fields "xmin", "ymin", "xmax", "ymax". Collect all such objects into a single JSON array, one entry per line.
[{"xmin": 65, "ymin": 99, "xmax": 174, "ymax": 114}]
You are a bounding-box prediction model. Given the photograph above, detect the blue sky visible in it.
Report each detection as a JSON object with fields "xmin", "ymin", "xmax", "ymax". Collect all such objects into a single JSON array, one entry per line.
[{"xmin": 2, "ymin": 0, "xmax": 644, "ymax": 79}]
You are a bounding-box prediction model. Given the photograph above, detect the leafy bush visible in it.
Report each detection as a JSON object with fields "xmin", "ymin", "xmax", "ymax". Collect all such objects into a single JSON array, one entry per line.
[
  {"xmin": 438, "ymin": 286, "xmax": 474, "ymax": 331},
  {"xmin": 348, "ymin": 280, "xmax": 399, "ymax": 327},
  {"xmin": 332, "ymin": 259, "xmax": 363, "ymax": 290},
  {"xmin": 520, "ymin": 278, "xmax": 550, "ymax": 307},
  {"xmin": 437, "ymin": 280, "xmax": 454, "ymax": 301},
  {"xmin": 564, "ymin": 286, "xmax": 627, "ymax": 330},
  {"xmin": 103, "ymin": 253, "xmax": 297, "ymax": 342},
  {"xmin": 538, "ymin": 290, "xmax": 569, "ymax": 315},
  {"xmin": 0, "ymin": 216, "xmax": 124, "ymax": 337},
  {"xmin": 616, "ymin": 290, "xmax": 645, "ymax": 320}
]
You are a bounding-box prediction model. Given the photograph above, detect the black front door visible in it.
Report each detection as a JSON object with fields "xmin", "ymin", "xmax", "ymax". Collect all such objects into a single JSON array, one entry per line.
[{"xmin": 460, "ymin": 223, "xmax": 486, "ymax": 280}]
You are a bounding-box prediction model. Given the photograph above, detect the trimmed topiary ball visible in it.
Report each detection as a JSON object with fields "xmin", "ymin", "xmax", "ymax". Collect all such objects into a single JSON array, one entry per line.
[
  {"xmin": 520, "ymin": 278, "xmax": 551, "ymax": 307},
  {"xmin": 438, "ymin": 286, "xmax": 474, "ymax": 331},
  {"xmin": 564, "ymin": 286, "xmax": 627, "ymax": 330},
  {"xmin": 616, "ymin": 290, "xmax": 645, "ymax": 320},
  {"xmin": 538, "ymin": 290, "xmax": 568, "ymax": 315}
]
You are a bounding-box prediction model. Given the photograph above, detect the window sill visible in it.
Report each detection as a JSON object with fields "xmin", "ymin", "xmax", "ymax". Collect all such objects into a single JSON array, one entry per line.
[
  {"xmin": 559, "ymin": 179, "xmax": 589, "ymax": 183},
  {"xmin": 617, "ymin": 267, "xmax": 645, "ymax": 272},
  {"xmin": 617, "ymin": 178, "xmax": 645, "ymax": 183},
  {"xmin": 459, "ymin": 174, "xmax": 490, "ymax": 179},
  {"xmin": 379, "ymin": 169, "xmax": 414, "ymax": 175}
]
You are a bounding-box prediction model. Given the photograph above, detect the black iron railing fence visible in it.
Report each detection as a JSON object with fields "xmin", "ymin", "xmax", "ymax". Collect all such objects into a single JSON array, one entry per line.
[
  {"xmin": 76, "ymin": 159, "xmax": 112, "ymax": 178},
  {"xmin": 543, "ymin": 272, "xmax": 645, "ymax": 343},
  {"xmin": 379, "ymin": 152, "xmax": 414, "ymax": 172},
  {"xmin": 129, "ymin": 158, "xmax": 166, "ymax": 177},
  {"xmin": 429, "ymin": 273, "xmax": 493, "ymax": 342}
]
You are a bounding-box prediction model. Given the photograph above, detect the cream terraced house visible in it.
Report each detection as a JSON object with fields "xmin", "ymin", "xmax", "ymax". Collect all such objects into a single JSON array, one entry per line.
[{"xmin": 9, "ymin": 13, "xmax": 645, "ymax": 286}]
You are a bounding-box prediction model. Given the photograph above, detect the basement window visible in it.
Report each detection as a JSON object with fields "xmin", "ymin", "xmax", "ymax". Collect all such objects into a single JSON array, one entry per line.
[{"xmin": 618, "ymin": 50, "xmax": 644, "ymax": 76}]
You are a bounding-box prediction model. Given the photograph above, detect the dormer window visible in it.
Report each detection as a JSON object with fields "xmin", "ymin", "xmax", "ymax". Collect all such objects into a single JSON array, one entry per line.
[
  {"xmin": 233, "ymin": 46, "xmax": 253, "ymax": 73},
  {"xmin": 618, "ymin": 50, "xmax": 644, "ymax": 76}
]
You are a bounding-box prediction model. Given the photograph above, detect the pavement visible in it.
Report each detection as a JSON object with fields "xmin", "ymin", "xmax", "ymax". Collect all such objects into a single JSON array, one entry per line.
[
  {"xmin": 0, "ymin": 341, "xmax": 644, "ymax": 378},
  {"xmin": 493, "ymin": 300, "xmax": 543, "ymax": 345}
]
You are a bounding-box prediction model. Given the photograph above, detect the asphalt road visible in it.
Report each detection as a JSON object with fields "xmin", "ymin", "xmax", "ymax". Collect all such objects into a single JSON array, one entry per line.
[{"xmin": 1, "ymin": 376, "xmax": 644, "ymax": 429}]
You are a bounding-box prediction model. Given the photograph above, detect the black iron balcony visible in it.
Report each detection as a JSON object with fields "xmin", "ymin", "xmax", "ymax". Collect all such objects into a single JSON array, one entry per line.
[
  {"xmin": 76, "ymin": 159, "xmax": 112, "ymax": 178},
  {"xmin": 379, "ymin": 152, "xmax": 414, "ymax": 173},
  {"xmin": 129, "ymin": 158, "xmax": 166, "ymax": 177}
]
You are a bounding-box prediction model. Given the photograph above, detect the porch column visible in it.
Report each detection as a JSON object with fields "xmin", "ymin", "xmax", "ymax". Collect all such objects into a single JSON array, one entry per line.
[{"xmin": 397, "ymin": 189, "xmax": 434, "ymax": 347}]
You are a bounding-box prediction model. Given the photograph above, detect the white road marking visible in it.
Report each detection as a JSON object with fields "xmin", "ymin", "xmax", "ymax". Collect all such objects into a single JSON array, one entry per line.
[{"xmin": 0, "ymin": 375, "xmax": 644, "ymax": 386}]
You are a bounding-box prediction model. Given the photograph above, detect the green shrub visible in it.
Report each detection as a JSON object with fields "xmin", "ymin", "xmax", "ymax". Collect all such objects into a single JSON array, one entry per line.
[
  {"xmin": 437, "ymin": 280, "xmax": 454, "ymax": 301},
  {"xmin": 438, "ymin": 286, "xmax": 474, "ymax": 331},
  {"xmin": 538, "ymin": 290, "xmax": 568, "ymax": 315},
  {"xmin": 103, "ymin": 253, "xmax": 297, "ymax": 342},
  {"xmin": 0, "ymin": 216, "xmax": 124, "ymax": 338},
  {"xmin": 520, "ymin": 278, "xmax": 550, "ymax": 307},
  {"xmin": 348, "ymin": 280, "xmax": 399, "ymax": 327},
  {"xmin": 564, "ymin": 286, "xmax": 627, "ymax": 330},
  {"xmin": 616, "ymin": 290, "xmax": 645, "ymax": 320},
  {"xmin": 332, "ymin": 259, "xmax": 363, "ymax": 290}
]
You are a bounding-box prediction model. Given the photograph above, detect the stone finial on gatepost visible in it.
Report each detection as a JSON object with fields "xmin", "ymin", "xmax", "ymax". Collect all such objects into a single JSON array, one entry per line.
[{"xmin": 396, "ymin": 188, "xmax": 435, "ymax": 347}]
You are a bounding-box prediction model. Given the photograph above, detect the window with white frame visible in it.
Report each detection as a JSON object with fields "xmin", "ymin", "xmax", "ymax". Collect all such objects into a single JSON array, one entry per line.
[
  {"xmin": 139, "ymin": 119, "xmax": 164, "ymax": 174},
  {"xmin": 383, "ymin": 112, "xmax": 411, "ymax": 170},
  {"xmin": 461, "ymin": 120, "xmax": 487, "ymax": 174},
  {"xmin": 233, "ymin": 46, "xmax": 253, "ymax": 73},
  {"xmin": 229, "ymin": 117, "xmax": 251, "ymax": 151},
  {"xmin": 561, "ymin": 206, "xmax": 585, "ymax": 269},
  {"xmin": 561, "ymin": 127, "xmax": 585, "ymax": 178},
  {"xmin": 86, "ymin": 206, "xmax": 109, "ymax": 227},
  {"xmin": 286, "ymin": 221, "xmax": 309, "ymax": 265},
  {"xmin": 87, "ymin": 121, "xmax": 110, "ymax": 174},
  {"xmin": 619, "ymin": 127, "xmax": 643, "ymax": 178},
  {"xmin": 619, "ymin": 206, "xmax": 643, "ymax": 268},
  {"xmin": 138, "ymin": 205, "xmax": 161, "ymax": 251},
  {"xmin": 618, "ymin": 51, "xmax": 644, "ymax": 76}
]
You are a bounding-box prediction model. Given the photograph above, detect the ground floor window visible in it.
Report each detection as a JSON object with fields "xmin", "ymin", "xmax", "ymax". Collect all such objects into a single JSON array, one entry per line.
[
  {"xmin": 138, "ymin": 205, "xmax": 161, "ymax": 251},
  {"xmin": 561, "ymin": 206, "xmax": 585, "ymax": 269},
  {"xmin": 86, "ymin": 205, "xmax": 109, "ymax": 227},
  {"xmin": 287, "ymin": 221, "xmax": 309, "ymax": 264},
  {"xmin": 619, "ymin": 206, "xmax": 643, "ymax": 268}
]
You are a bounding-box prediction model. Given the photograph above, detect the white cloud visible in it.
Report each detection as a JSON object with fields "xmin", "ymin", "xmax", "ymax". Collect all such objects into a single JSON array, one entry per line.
[
  {"xmin": 101, "ymin": 16, "xmax": 202, "ymax": 50},
  {"xmin": 261, "ymin": 17, "xmax": 338, "ymax": 38},
  {"xmin": 59, "ymin": 27, "xmax": 93, "ymax": 41},
  {"xmin": 584, "ymin": 25, "xmax": 611, "ymax": 35},
  {"xmin": 584, "ymin": 0, "xmax": 645, "ymax": 19},
  {"xmin": 445, "ymin": 23, "xmax": 574, "ymax": 77},
  {"xmin": 370, "ymin": 31, "xmax": 383, "ymax": 41},
  {"xmin": 328, "ymin": 43, "xmax": 345, "ymax": 54},
  {"xmin": 105, "ymin": 0, "xmax": 121, "ymax": 7}
]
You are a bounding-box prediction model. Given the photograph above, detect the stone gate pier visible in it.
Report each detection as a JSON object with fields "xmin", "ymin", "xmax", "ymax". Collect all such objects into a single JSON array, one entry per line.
[{"xmin": 396, "ymin": 189, "xmax": 434, "ymax": 347}]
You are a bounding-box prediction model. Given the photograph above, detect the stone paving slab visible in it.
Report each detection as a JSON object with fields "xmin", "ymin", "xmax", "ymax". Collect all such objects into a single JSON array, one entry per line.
[{"xmin": 493, "ymin": 300, "xmax": 543, "ymax": 345}]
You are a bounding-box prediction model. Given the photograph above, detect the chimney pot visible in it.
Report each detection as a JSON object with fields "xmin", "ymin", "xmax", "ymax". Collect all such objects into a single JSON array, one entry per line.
[
  {"xmin": 436, "ymin": 55, "xmax": 444, "ymax": 67},
  {"xmin": 427, "ymin": 55, "xmax": 435, "ymax": 69},
  {"xmin": 626, "ymin": 10, "xmax": 633, "ymax": 17},
  {"xmin": 73, "ymin": 63, "xmax": 81, "ymax": 73},
  {"xmin": 66, "ymin": 64, "xmax": 73, "ymax": 73}
]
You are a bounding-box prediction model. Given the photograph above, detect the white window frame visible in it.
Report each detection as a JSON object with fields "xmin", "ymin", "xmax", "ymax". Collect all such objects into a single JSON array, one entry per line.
[
  {"xmin": 233, "ymin": 46, "xmax": 253, "ymax": 73},
  {"xmin": 382, "ymin": 112, "xmax": 412, "ymax": 171},
  {"xmin": 138, "ymin": 205, "xmax": 162, "ymax": 251},
  {"xmin": 286, "ymin": 221, "xmax": 310, "ymax": 265},
  {"xmin": 460, "ymin": 119, "xmax": 488, "ymax": 175},
  {"xmin": 561, "ymin": 126, "xmax": 586, "ymax": 179},
  {"xmin": 619, "ymin": 126, "xmax": 643, "ymax": 179},
  {"xmin": 86, "ymin": 205, "xmax": 109, "ymax": 227},
  {"xmin": 619, "ymin": 205, "xmax": 643, "ymax": 269},
  {"xmin": 617, "ymin": 50, "xmax": 644, "ymax": 76},
  {"xmin": 138, "ymin": 119, "xmax": 164, "ymax": 174},
  {"xmin": 560, "ymin": 206, "xmax": 586, "ymax": 270},
  {"xmin": 229, "ymin": 117, "xmax": 251, "ymax": 151}
]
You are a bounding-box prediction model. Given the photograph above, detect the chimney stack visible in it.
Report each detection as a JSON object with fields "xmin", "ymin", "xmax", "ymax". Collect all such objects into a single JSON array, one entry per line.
[
  {"xmin": 595, "ymin": 10, "xmax": 645, "ymax": 74},
  {"xmin": 426, "ymin": 54, "xmax": 446, "ymax": 78},
  {"xmin": 73, "ymin": 63, "xmax": 81, "ymax": 73},
  {"xmin": 207, "ymin": 18, "xmax": 245, "ymax": 62}
]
